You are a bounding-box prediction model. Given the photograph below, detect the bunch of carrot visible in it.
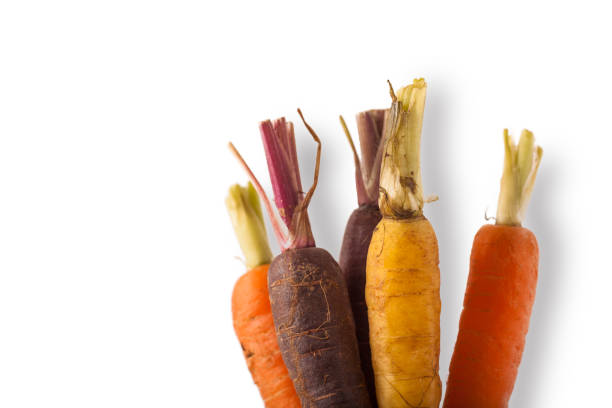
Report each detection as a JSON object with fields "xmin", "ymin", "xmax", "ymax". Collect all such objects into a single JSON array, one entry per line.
[{"xmin": 225, "ymin": 79, "xmax": 543, "ymax": 408}]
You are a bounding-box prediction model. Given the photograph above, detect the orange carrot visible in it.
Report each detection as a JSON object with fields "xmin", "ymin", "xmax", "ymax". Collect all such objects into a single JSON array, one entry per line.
[
  {"xmin": 226, "ymin": 183, "xmax": 300, "ymax": 408},
  {"xmin": 232, "ymin": 264, "xmax": 301, "ymax": 408},
  {"xmin": 443, "ymin": 130, "xmax": 543, "ymax": 408}
]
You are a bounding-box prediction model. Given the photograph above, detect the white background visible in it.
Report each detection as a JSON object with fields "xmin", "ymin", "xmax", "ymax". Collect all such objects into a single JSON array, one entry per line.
[{"xmin": 1, "ymin": 1, "xmax": 610, "ymax": 407}]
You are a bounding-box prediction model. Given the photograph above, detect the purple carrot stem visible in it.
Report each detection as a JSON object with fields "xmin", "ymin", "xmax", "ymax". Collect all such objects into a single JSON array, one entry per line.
[
  {"xmin": 354, "ymin": 164, "xmax": 369, "ymax": 206},
  {"xmin": 260, "ymin": 120, "xmax": 300, "ymax": 227},
  {"xmin": 273, "ymin": 118, "xmax": 303, "ymax": 200},
  {"xmin": 356, "ymin": 109, "xmax": 387, "ymax": 203},
  {"xmin": 286, "ymin": 109, "xmax": 320, "ymax": 249},
  {"xmin": 284, "ymin": 121, "xmax": 304, "ymax": 199},
  {"xmin": 339, "ymin": 115, "xmax": 369, "ymax": 206},
  {"xmin": 261, "ymin": 112, "xmax": 319, "ymax": 250}
]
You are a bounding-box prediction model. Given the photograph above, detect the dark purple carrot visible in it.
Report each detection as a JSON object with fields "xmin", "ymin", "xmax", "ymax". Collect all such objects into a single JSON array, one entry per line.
[
  {"xmin": 337, "ymin": 110, "xmax": 386, "ymax": 407},
  {"xmin": 229, "ymin": 110, "xmax": 371, "ymax": 408}
]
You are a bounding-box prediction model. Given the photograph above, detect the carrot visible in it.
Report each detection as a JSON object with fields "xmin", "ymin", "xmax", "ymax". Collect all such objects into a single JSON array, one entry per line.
[
  {"xmin": 338, "ymin": 109, "xmax": 386, "ymax": 407},
  {"xmin": 226, "ymin": 183, "xmax": 300, "ymax": 408},
  {"xmin": 230, "ymin": 110, "xmax": 371, "ymax": 408},
  {"xmin": 443, "ymin": 130, "xmax": 543, "ymax": 408},
  {"xmin": 366, "ymin": 79, "xmax": 442, "ymax": 407}
]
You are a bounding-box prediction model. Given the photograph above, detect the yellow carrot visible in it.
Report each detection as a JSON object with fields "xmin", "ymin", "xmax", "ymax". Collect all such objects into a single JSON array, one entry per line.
[{"xmin": 366, "ymin": 79, "xmax": 441, "ymax": 407}]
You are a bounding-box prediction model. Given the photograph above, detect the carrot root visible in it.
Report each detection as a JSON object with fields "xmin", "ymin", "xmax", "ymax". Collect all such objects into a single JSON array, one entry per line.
[
  {"xmin": 366, "ymin": 217, "xmax": 441, "ymax": 407},
  {"xmin": 443, "ymin": 224, "xmax": 538, "ymax": 408},
  {"xmin": 339, "ymin": 204, "xmax": 382, "ymax": 407},
  {"xmin": 232, "ymin": 265, "xmax": 301, "ymax": 408},
  {"xmin": 268, "ymin": 247, "xmax": 372, "ymax": 408}
]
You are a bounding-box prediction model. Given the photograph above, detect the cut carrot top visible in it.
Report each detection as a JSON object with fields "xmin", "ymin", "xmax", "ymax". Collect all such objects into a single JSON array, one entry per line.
[
  {"xmin": 225, "ymin": 182, "xmax": 273, "ymax": 269},
  {"xmin": 229, "ymin": 109, "xmax": 321, "ymax": 251},
  {"xmin": 378, "ymin": 78, "xmax": 428, "ymax": 218},
  {"xmin": 339, "ymin": 109, "xmax": 386, "ymax": 206},
  {"xmin": 496, "ymin": 129, "xmax": 543, "ymax": 226}
]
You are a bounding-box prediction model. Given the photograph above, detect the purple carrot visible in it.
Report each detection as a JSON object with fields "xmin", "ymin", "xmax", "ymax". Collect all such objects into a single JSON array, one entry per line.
[
  {"xmin": 230, "ymin": 110, "xmax": 372, "ymax": 408},
  {"xmin": 338, "ymin": 109, "xmax": 387, "ymax": 408}
]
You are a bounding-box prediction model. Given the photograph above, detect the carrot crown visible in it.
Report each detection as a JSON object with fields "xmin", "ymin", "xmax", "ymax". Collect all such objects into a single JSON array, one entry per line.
[
  {"xmin": 495, "ymin": 129, "xmax": 543, "ymax": 226},
  {"xmin": 229, "ymin": 110, "xmax": 321, "ymax": 251},
  {"xmin": 378, "ymin": 78, "xmax": 428, "ymax": 218},
  {"xmin": 339, "ymin": 109, "xmax": 387, "ymax": 206},
  {"xmin": 225, "ymin": 182, "xmax": 273, "ymax": 269}
]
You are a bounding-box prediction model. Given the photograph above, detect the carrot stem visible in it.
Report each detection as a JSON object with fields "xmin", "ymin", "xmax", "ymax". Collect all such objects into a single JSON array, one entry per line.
[
  {"xmin": 356, "ymin": 109, "xmax": 386, "ymax": 203},
  {"xmin": 340, "ymin": 109, "xmax": 387, "ymax": 206},
  {"xmin": 286, "ymin": 109, "xmax": 321, "ymax": 249},
  {"xmin": 340, "ymin": 115, "xmax": 369, "ymax": 205},
  {"xmin": 260, "ymin": 119, "xmax": 302, "ymax": 227},
  {"xmin": 495, "ymin": 129, "xmax": 543, "ymax": 226},
  {"xmin": 255, "ymin": 110, "xmax": 321, "ymax": 250},
  {"xmin": 228, "ymin": 142, "xmax": 289, "ymax": 249},
  {"xmin": 378, "ymin": 78, "xmax": 428, "ymax": 218},
  {"xmin": 225, "ymin": 183, "xmax": 273, "ymax": 269}
]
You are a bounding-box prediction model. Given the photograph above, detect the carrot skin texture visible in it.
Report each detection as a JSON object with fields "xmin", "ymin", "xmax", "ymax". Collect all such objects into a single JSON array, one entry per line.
[
  {"xmin": 268, "ymin": 247, "xmax": 372, "ymax": 408},
  {"xmin": 339, "ymin": 204, "xmax": 382, "ymax": 407},
  {"xmin": 443, "ymin": 224, "xmax": 539, "ymax": 408},
  {"xmin": 366, "ymin": 216, "xmax": 441, "ymax": 407},
  {"xmin": 232, "ymin": 264, "xmax": 301, "ymax": 408}
]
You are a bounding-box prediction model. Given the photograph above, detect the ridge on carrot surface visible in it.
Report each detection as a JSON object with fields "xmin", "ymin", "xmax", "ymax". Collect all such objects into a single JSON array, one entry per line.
[
  {"xmin": 443, "ymin": 130, "xmax": 543, "ymax": 408},
  {"xmin": 226, "ymin": 182, "xmax": 300, "ymax": 408},
  {"xmin": 338, "ymin": 109, "xmax": 387, "ymax": 408},
  {"xmin": 230, "ymin": 111, "xmax": 371, "ymax": 408},
  {"xmin": 366, "ymin": 78, "xmax": 442, "ymax": 407}
]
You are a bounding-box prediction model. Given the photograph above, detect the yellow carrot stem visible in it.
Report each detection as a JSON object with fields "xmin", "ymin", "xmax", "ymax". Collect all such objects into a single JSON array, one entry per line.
[
  {"xmin": 495, "ymin": 129, "xmax": 543, "ymax": 226},
  {"xmin": 378, "ymin": 78, "xmax": 427, "ymax": 218}
]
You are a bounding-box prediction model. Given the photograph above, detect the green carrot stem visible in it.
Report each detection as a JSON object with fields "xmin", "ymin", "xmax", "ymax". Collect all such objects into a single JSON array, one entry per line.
[{"xmin": 225, "ymin": 182, "xmax": 273, "ymax": 269}]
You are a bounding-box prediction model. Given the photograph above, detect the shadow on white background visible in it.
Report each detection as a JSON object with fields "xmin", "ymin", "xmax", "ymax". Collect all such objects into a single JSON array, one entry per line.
[
  {"xmin": 419, "ymin": 80, "xmax": 467, "ymax": 395},
  {"xmin": 511, "ymin": 156, "xmax": 567, "ymax": 407}
]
